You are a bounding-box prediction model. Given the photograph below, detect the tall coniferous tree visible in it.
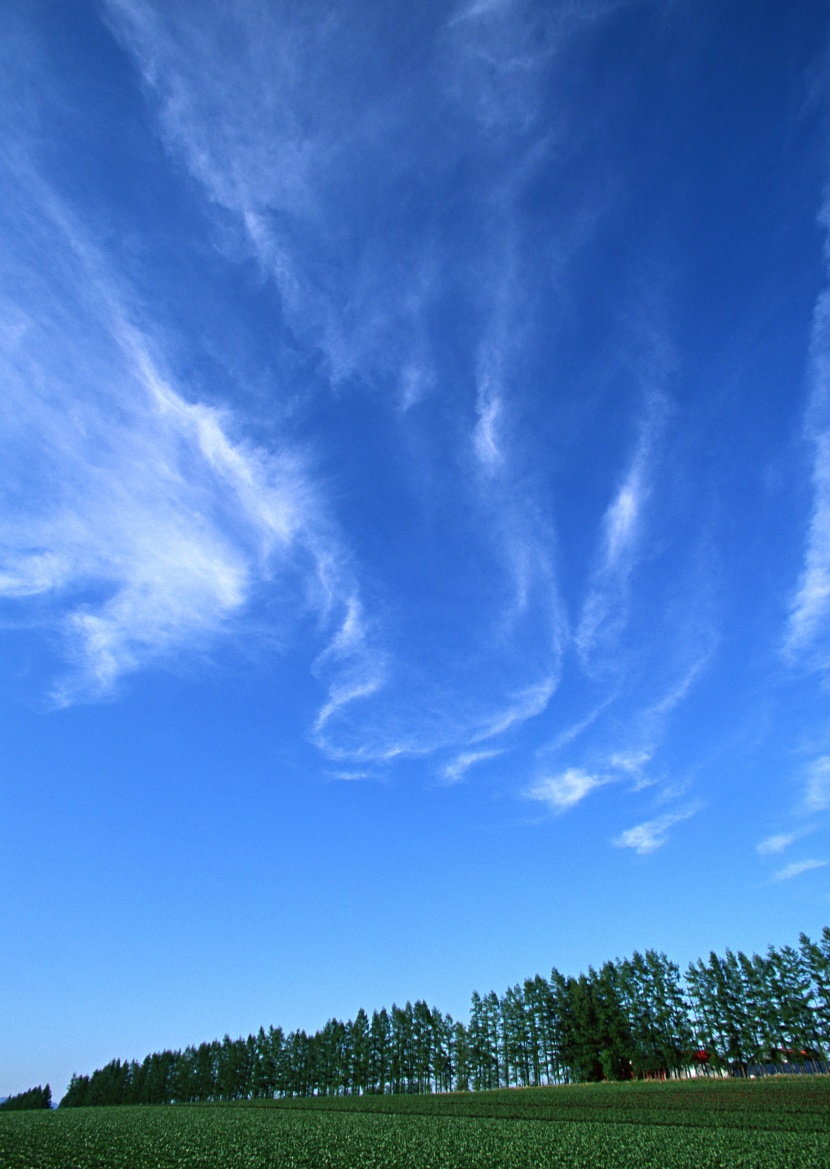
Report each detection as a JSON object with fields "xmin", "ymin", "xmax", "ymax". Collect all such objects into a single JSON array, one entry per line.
[
  {"xmin": 368, "ymin": 1007, "xmax": 392, "ymax": 1093},
  {"xmin": 348, "ymin": 1008, "xmax": 371, "ymax": 1094},
  {"xmin": 523, "ymin": 974, "xmax": 562, "ymax": 1085},
  {"xmin": 688, "ymin": 950, "xmax": 755, "ymax": 1073},
  {"xmin": 521, "ymin": 978, "xmax": 544, "ymax": 1086},
  {"xmin": 764, "ymin": 944, "xmax": 819, "ymax": 1064},
  {"xmin": 411, "ymin": 1001, "xmax": 432, "ymax": 1092},
  {"xmin": 452, "ymin": 1019, "xmax": 471, "ymax": 1091},
  {"xmin": 593, "ymin": 962, "xmax": 634, "ymax": 1081},
  {"xmin": 467, "ymin": 991, "xmax": 487, "ymax": 1090},
  {"xmin": 501, "ymin": 984, "xmax": 533, "ymax": 1087},
  {"xmin": 737, "ymin": 952, "xmax": 772, "ymax": 1068},
  {"xmin": 430, "ymin": 1007, "xmax": 454, "ymax": 1093},
  {"xmin": 535, "ymin": 970, "xmax": 567, "ymax": 1084},
  {"xmin": 618, "ymin": 951, "xmax": 693, "ymax": 1078},
  {"xmin": 482, "ymin": 991, "xmax": 503, "ymax": 1089},
  {"xmin": 563, "ymin": 973, "xmax": 600, "ymax": 1081},
  {"xmin": 799, "ymin": 929, "xmax": 830, "ymax": 1063},
  {"xmin": 550, "ymin": 968, "xmax": 577, "ymax": 1083},
  {"xmin": 390, "ymin": 1003, "xmax": 413, "ymax": 1093}
]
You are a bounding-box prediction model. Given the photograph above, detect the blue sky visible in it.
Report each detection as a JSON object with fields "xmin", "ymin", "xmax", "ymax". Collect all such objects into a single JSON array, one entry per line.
[{"xmin": 2, "ymin": 0, "xmax": 830, "ymax": 1099}]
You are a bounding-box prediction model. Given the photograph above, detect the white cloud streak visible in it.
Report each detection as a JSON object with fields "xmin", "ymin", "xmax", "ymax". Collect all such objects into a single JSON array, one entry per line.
[
  {"xmin": 614, "ymin": 805, "xmax": 699, "ymax": 855},
  {"xmin": 576, "ymin": 393, "xmax": 666, "ymax": 663},
  {"xmin": 445, "ymin": 0, "xmax": 627, "ymax": 137},
  {"xmin": 785, "ymin": 431, "xmax": 830, "ymax": 660},
  {"xmin": 785, "ymin": 197, "xmax": 830, "ymax": 666},
  {"xmin": 532, "ymin": 644, "xmax": 709, "ymax": 822},
  {"xmin": 102, "ymin": 0, "xmax": 440, "ymax": 402},
  {"xmin": 608, "ymin": 749, "xmax": 652, "ymax": 774},
  {"xmin": 311, "ymin": 601, "xmax": 388, "ymax": 739},
  {"xmin": 441, "ymin": 748, "xmax": 504, "ymax": 784},
  {"xmin": 804, "ymin": 755, "xmax": 830, "ymax": 814},
  {"xmin": 473, "ymin": 677, "xmax": 557, "ymax": 741},
  {"xmin": 466, "ymin": 276, "xmax": 565, "ymax": 695},
  {"xmin": 642, "ymin": 651, "xmax": 711, "ymax": 720},
  {"xmin": 773, "ymin": 858, "xmax": 827, "ymax": 881},
  {"xmin": 545, "ymin": 701, "xmax": 614, "ymax": 753},
  {"xmin": 471, "ymin": 261, "xmax": 516, "ymax": 476},
  {"xmin": 0, "ymin": 160, "xmax": 371, "ymax": 709},
  {"xmin": 756, "ymin": 832, "xmax": 799, "ymax": 856},
  {"xmin": 526, "ymin": 767, "xmax": 610, "ymax": 811}
]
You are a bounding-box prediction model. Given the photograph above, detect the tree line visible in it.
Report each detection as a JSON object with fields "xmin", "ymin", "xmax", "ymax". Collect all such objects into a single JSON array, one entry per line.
[
  {"xmin": 0, "ymin": 1086, "xmax": 52, "ymax": 1111},
  {"xmin": 59, "ymin": 928, "xmax": 830, "ymax": 1107}
]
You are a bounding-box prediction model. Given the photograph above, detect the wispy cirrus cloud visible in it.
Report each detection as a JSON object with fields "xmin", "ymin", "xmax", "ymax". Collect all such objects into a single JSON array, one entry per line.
[
  {"xmin": 441, "ymin": 747, "xmax": 505, "ymax": 785},
  {"xmin": 527, "ymin": 733, "xmax": 679, "ymax": 821},
  {"xmin": 534, "ymin": 647, "xmax": 710, "ymax": 823},
  {"xmin": 526, "ymin": 767, "xmax": 611, "ymax": 812},
  {"xmin": 804, "ymin": 755, "xmax": 830, "ymax": 813},
  {"xmin": 446, "ymin": 0, "xmax": 628, "ymax": 136},
  {"xmin": 608, "ymin": 749, "xmax": 652, "ymax": 774},
  {"xmin": 607, "ymin": 651, "xmax": 713, "ymax": 781},
  {"xmin": 756, "ymin": 831, "xmax": 800, "ymax": 856},
  {"xmin": 785, "ymin": 408, "xmax": 830, "ymax": 665},
  {"xmin": 466, "ymin": 252, "xmax": 563, "ymax": 645},
  {"xmin": 576, "ymin": 392, "xmax": 667, "ymax": 664},
  {"xmin": 473, "ymin": 355, "xmax": 508, "ymax": 473},
  {"xmin": 546, "ymin": 696, "xmax": 620, "ymax": 752},
  {"xmin": 99, "ymin": 0, "xmax": 572, "ymax": 765},
  {"xmin": 473, "ymin": 677, "xmax": 558, "ymax": 741},
  {"xmin": 641, "ymin": 650, "xmax": 712, "ymax": 721},
  {"xmin": 785, "ymin": 199, "xmax": 830, "ymax": 668},
  {"xmin": 311, "ymin": 597, "xmax": 387, "ymax": 739},
  {"xmin": 103, "ymin": 0, "xmax": 443, "ymax": 402},
  {"xmin": 0, "ymin": 153, "xmax": 371, "ymax": 710},
  {"xmin": 773, "ymin": 858, "xmax": 827, "ymax": 881},
  {"xmin": 8, "ymin": 0, "xmax": 695, "ymax": 786},
  {"xmin": 613, "ymin": 805, "xmax": 700, "ymax": 855}
]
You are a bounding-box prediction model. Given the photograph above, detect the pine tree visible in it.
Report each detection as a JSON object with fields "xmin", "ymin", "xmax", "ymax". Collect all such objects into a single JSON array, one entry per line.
[
  {"xmin": 467, "ymin": 991, "xmax": 488, "ymax": 1090},
  {"xmin": 368, "ymin": 1008, "xmax": 392, "ymax": 1093},
  {"xmin": 452, "ymin": 1019, "xmax": 470, "ymax": 1091},
  {"xmin": 618, "ymin": 951, "xmax": 693, "ymax": 1078},
  {"xmin": 799, "ymin": 929, "xmax": 830, "ymax": 1065}
]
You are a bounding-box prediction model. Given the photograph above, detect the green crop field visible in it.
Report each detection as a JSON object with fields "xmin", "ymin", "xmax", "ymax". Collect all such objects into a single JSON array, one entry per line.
[{"xmin": 1, "ymin": 1078, "xmax": 828, "ymax": 1169}]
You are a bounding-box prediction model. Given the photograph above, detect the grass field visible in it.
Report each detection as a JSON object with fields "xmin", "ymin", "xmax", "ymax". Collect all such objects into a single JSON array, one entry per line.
[{"xmin": 1, "ymin": 1078, "xmax": 828, "ymax": 1168}]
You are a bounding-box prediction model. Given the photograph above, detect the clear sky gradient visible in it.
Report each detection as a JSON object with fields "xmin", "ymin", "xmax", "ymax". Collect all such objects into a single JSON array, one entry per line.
[{"xmin": 2, "ymin": 0, "xmax": 830, "ymax": 1100}]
